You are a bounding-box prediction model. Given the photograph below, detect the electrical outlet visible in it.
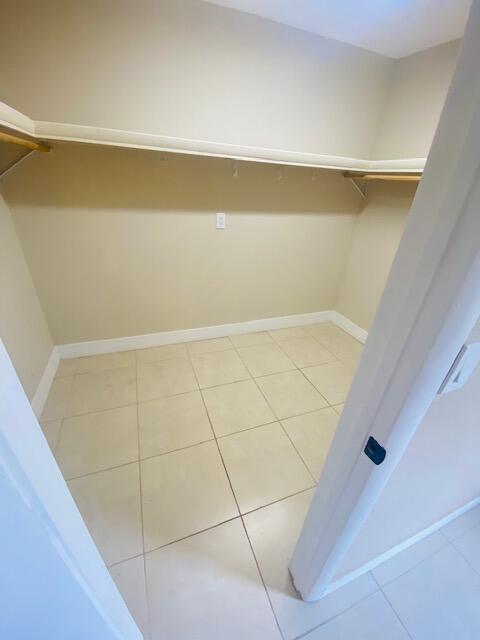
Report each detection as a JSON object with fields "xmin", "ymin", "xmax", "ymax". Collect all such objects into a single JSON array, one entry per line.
[{"xmin": 216, "ymin": 212, "xmax": 226, "ymax": 229}]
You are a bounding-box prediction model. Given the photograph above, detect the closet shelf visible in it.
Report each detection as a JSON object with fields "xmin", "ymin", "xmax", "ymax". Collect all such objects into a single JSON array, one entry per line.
[{"xmin": 0, "ymin": 99, "xmax": 425, "ymax": 175}]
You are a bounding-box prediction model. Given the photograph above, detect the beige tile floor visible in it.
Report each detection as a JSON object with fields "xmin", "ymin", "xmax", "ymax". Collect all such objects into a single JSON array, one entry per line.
[
  {"xmin": 40, "ymin": 321, "xmax": 480, "ymax": 640},
  {"xmin": 39, "ymin": 323, "xmax": 480, "ymax": 639}
]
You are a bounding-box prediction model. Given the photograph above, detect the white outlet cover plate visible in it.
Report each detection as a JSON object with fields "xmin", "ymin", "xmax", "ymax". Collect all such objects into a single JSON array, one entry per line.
[{"xmin": 216, "ymin": 212, "xmax": 226, "ymax": 229}]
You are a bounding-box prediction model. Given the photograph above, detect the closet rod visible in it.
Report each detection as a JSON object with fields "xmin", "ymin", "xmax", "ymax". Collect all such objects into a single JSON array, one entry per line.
[
  {"xmin": 343, "ymin": 171, "xmax": 421, "ymax": 182},
  {"xmin": 0, "ymin": 131, "xmax": 50, "ymax": 153}
]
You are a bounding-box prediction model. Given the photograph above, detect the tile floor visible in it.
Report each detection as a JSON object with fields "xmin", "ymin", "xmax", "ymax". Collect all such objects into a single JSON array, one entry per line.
[{"xmin": 39, "ymin": 322, "xmax": 480, "ymax": 639}]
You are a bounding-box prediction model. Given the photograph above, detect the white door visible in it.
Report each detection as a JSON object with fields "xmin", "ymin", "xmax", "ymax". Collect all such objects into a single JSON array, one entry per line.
[
  {"xmin": 290, "ymin": 0, "xmax": 480, "ymax": 601},
  {"xmin": 0, "ymin": 340, "xmax": 142, "ymax": 639}
]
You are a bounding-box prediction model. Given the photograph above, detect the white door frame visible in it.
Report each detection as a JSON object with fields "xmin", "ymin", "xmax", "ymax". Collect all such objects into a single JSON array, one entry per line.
[
  {"xmin": 0, "ymin": 340, "xmax": 142, "ymax": 638},
  {"xmin": 290, "ymin": 0, "xmax": 480, "ymax": 601}
]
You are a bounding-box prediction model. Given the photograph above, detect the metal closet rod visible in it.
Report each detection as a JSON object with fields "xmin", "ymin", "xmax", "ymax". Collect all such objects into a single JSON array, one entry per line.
[{"xmin": 0, "ymin": 130, "xmax": 50, "ymax": 153}]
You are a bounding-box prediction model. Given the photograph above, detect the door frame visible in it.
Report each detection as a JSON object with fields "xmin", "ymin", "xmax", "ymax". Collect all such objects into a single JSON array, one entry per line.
[{"xmin": 290, "ymin": 0, "xmax": 480, "ymax": 601}]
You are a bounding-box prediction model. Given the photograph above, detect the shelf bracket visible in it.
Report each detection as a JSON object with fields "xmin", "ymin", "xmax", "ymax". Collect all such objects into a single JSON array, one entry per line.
[
  {"xmin": 348, "ymin": 176, "xmax": 367, "ymax": 199},
  {"xmin": 0, "ymin": 149, "xmax": 35, "ymax": 180},
  {"xmin": 0, "ymin": 130, "xmax": 51, "ymax": 180}
]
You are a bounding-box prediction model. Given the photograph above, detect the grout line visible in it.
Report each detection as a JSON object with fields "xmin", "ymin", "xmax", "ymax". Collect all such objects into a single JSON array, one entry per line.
[
  {"xmin": 289, "ymin": 493, "xmax": 447, "ymax": 640},
  {"xmin": 213, "ymin": 399, "xmax": 340, "ymax": 440},
  {"xmin": 274, "ymin": 335, "xmax": 338, "ymax": 369},
  {"xmin": 252, "ymin": 365, "xmax": 304, "ymax": 380},
  {"xmin": 64, "ymin": 459, "xmax": 142, "ymax": 482},
  {"xmin": 241, "ymin": 486, "xmax": 315, "ymax": 518},
  {"xmin": 47, "ymin": 373, "xmax": 76, "ymax": 426},
  {"xmin": 186, "ymin": 336, "xmax": 235, "ymax": 356},
  {"xmin": 290, "ymin": 587, "xmax": 381, "ymax": 640},
  {"xmin": 63, "ymin": 402, "xmax": 138, "ymax": 419},
  {"xmin": 143, "ymin": 516, "xmax": 242, "ymax": 557},
  {"xmin": 451, "ymin": 536, "xmax": 480, "ymax": 579},
  {"xmin": 188, "ymin": 348, "xmax": 285, "ymax": 639},
  {"xmin": 296, "ymin": 366, "xmax": 331, "ymax": 405},
  {"xmin": 64, "ymin": 437, "xmax": 217, "ymax": 482},
  {"xmin": 73, "ymin": 362, "xmax": 137, "ymax": 377},
  {"xmin": 279, "ymin": 419, "xmax": 318, "ymax": 485},
  {"xmin": 377, "ymin": 543, "xmax": 449, "ymax": 591},
  {"xmin": 51, "ymin": 416, "xmax": 65, "ymax": 455},
  {"xmin": 138, "ymin": 437, "xmax": 216, "ymax": 461},
  {"xmin": 60, "ymin": 358, "xmax": 348, "ymax": 482},
  {"xmin": 54, "ymin": 336, "xmax": 356, "ymax": 423},
  {"xmin": 443, "ymin": 510, "xmax": 480, "ymax": 543},
  {"xmin": 66, "ymin": 422, "xmax": 314, "ymax": 508},
  {"xmin": 55, "ymin": 362, "xmax": 137, "ymax": 420},
  {"xmin": 199, "ymin": 342, "xmax": 320, "ymax": 515},
  {"xmin": 230, "ymin": 336, "xmax": 274, "ymax": 349},
  {"xmin": 108, "ymin": 552, "xmax": 145, "ymax": 569},
  {"xmin": 48, "ymin": 325, "xmax": 363, "ymax": 638},
  {"xmin": 214, "ymin": 418, "xmax": 281, "ymax": 439},
  {"xmin": 189, "ymin": 345, "xmax": 253, "ymax": 389},
  {"xmin": 240, "ymin": 513, "xmax": 286, "ymax": 640},
  {"xmin": 136, "ymin": 341, "xmax": 234, "ymax": 360},
  {"xmin": 60, "ymin": 399, "xmax": 138, "ymax": 421},
  {"xmin": 53, "ymin": 385, "xmax": 339, "ymax": 445},
  {"xmin": 137, "ymin": 485, "xmax": 315, "ymax": 560},
  {"xmin": 250, "ymin": 376, "xmax": 318, "ymax": 485},
  {"xmin": 187, "ymin": 349, "xmax": 241, "ymax": 516},
  {"xmin": 67, "ymin": 454, "xmax": 313, "ymax": 521},
  {"xmin": 58, "ymin": 403, "xmax": 339, "ymax": 482},
  {"xmin": 371, "ymin": 573, "xmax": 414, "ymax": 640},
  {"xmin": 134, "ymin": 358, "xmax": 152, "ymax": 640},
  {"xmin": 233, "ymin": 343, "xmax": 285, "ymax": 380}
]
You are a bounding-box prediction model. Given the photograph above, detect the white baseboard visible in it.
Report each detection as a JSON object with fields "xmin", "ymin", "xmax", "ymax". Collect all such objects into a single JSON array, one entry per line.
[
  {"xmin": 31, "ymin": 347, "xmax": 59, "ymax": 418},
  {"xmin": 56, "ymin": 310, "xmax": 341, "ymax": 358},
  {"xmin": 330, "ymin": 311, "xmax": 368, "ymax": 344},
  {"xmin": 35, "ymin": 309, "xmax": 366, "ymax": 413},
  {"xmin": 324, "ymin": 495, "xmax": 480, "ymax": 597}
]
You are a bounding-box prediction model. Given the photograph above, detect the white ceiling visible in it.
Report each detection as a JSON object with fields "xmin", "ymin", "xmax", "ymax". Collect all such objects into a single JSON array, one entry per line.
[{"xmin": 202, "ymin": 0, "xmax": 470, "ymax": 58}]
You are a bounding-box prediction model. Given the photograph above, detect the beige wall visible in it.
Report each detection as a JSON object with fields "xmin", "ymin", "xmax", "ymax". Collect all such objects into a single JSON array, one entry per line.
[
  {"xmin": 2, "ymin": 145, "xmax": 360, "ymax": 344},
  {"xmin": 0, "ymin": 3, "xmax": 460, "ymax": 162},
  {"xmin": 0, "ymin": 0, "xmax": 392, "ymax": 160},
  {"xmin": 0, "ymin": 191, "xmax": 53, "ymax": 399},
  {"xmin": 374, "ymin": 40, "xmax": 460, "ymax": 159},
  {"xmin": 335, "ymin": 182, "xmax": 416, "ymax": 331},
  {"xmin": 0, "ymin": 2, "xmax": 459, "ymax": 400}
]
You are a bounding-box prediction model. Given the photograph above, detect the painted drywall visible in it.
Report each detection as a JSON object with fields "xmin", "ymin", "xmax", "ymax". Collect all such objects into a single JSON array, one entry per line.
[
  {"xmin": 2, "ymin": 144, "xmax": 360, "ymax": 344},
  {"xmin": 202, "ymin": 0, "xmax": 469, "ymax": 59},
  {"xmin": 0, "ymin": 2, "xmax": 461, "ymax": 162},
  {"xmin": 335, "ymin": 182, "xmax": 417, "ymax": 331},
  {"xmin": 374, "ymin": 40, "xmax": 460, "ymax": 159},
  {"xmin": 0, "ymin": 0, "xmax": 392, "ymax": 160},
  {"xmin": 0, "ymin": 191, "xmax": 53, "ymax": 398}
]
